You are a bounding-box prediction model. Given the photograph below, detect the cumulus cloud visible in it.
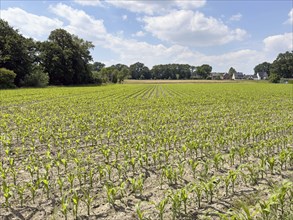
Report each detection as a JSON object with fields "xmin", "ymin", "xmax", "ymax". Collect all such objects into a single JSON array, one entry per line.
[
  {"xmin": 285, "ymin": 8, "xmax": 293, "ymax": 24},
  {"xmin": 229, "ymin": 13, "xmax": 242, "ymax": 22},
  {"xmin": 74, "ymin": 0, "xmax": 103, "ymax": 6},
  {"xmin": 132, "ymin": 31, "xmax": 146, "ymax": 37},
  {"xmin": 76, "ymin": 0, "xmax": 206, "ymax": 15},
  {"xmin": 0, "ymin": 7, "xmax": 63, "ymax": 39},
  {"xmin": 49, "ymin": 3, "xmax": 106, "ymax": 42},
  {"xmin": 263, "ymin": 32, "xmax": 293, "ymax": 61},
  {"xmin": 2, "ymin": 4, "xmax": 289, "ymax": 74},
  {"xmin": 142, "ymin": 10, "xmax": 247, "ymax": 47}
]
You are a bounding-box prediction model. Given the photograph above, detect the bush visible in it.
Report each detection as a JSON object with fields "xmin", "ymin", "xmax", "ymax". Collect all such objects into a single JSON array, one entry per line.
[
  {"xmin": 268, "ymin": 72, "xmax": 280, "ymax": 83},
  {"xmin": 0, "ymin": 68, "xmax": 16, "ymax": 89},
  {"xmin": 23, "ymin": 66, "xmax": 49, "ymax": 87},
  {"xmin": 91, "ymin": 71, "xmax": 103, "ymax": 84}
]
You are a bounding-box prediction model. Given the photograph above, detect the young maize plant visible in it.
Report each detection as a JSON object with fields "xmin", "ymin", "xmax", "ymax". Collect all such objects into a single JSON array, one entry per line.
[
  {"xmin": 104, "ymin": 183, "xmax": 118, "ymax": 207},
  {"xmin": 72, "ymin": 190, "xmax": 80, "ymax": 219},
  {"xmin": 228, "ymin": 170, "xmax": 238, "ymax": 194},
  {"xmin": 135, "ymin": 202, "xmax": 150, "ymax": 220},
  {"xmin": 168, "ymin": 190, "xmax": 182, "ymax": 220},
  {"xmin": 2, "ymin": 181, "xmax": 13, "ymax": 208},
  {"xmin": 82, "ymin": 188, "xmax": 95, "ymax": 216},
  {"xmin": 60, "ymin": 195, "xmax": 69, "ymax": 220},
  {"xmin": 151, "ymin": 197, "xmax": 169, "ymax": 220},
  {"xmin": 180, "ymin": 187, "xmax": 188, "ymax": 215},
  {"xmin": 266, "ymin": 156, "xmax": 276, "ymax": 175},
  {"xmin": 188, "ymin": 158, "xmax": 199, "ymax": 179},
  {"xmin": 202, "ymin": 177, "xmax": 219, "ymax": 204}
]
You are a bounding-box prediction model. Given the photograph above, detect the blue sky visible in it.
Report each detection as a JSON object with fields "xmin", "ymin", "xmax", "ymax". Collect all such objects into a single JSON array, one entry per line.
[{"xmin": 1, "ymin": 0, "xmax": 292, "ymax": 74}]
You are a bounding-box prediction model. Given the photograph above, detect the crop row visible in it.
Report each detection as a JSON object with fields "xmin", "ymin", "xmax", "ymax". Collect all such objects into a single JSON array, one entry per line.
[{"xmin": 0, "ymin": 83, "xmax": 292, "ymax": 219}]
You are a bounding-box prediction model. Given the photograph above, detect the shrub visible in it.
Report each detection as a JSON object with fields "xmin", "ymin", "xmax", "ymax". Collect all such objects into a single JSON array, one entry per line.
[
  {"xmin": 23, "ymin": 66, "xmax": 49, "ymax": 87},
  {"xmin": 91, "ymin": 71, "xmax": 103, "ymax": 84},
  {"xmin": 268, "ymin": 72, "xmax": 280, "ymax": 83},
  {"xmin": 0, "ymin": 68, "xmax": 16, "ymax": 89}
]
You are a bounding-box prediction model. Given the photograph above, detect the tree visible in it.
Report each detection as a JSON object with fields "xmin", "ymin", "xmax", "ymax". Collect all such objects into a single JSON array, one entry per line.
[
  {"xmin": 0, "ymin": 19, "xmax": 33, "ymax": 86},
  {"xmin": 0, "ymin": 68, "xmax": 16, "ymax": 88},
  {"xmin": 254, "ymin": 62, "xmax": 271, "ymax": 76},
  {"xmin": 197, "ymin": 64, "xmax": 212, "ymax": 79},
  {"xmin": 22, "ymin": 65, "xmax": 49, "ymax": 87},
  {"xmin": 268, "ymin": 72, "xmax": 280, "ymax": 83},
  {"xmin": 270, "ymin": 51, "xmax": 293, "ymax": 78},
  {"xmin": 228, "ymin": 67, "xmax": 237, "ymax": 78},
  {"xmin": 111, "ymin": 63, "xmax": 128, "ymax": 71},
  {"xmin": 40, "ymin": 29, "xmax": 94, "ymax": 85},
  {"xmin": 117, "ymin": 67, "xmax": 130, "ymax": 83},
  {"xmin": 90, "ymin": 62, "xmax": 105, "ymax": 72},
  {"xmin": 129, "ymin": 62, "xmax": 150, "ymax": 79}
]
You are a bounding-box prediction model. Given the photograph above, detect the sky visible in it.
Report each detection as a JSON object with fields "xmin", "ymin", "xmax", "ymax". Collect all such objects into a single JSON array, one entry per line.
[{"xmin": 1, "ymin": 0, "xmax": 292, "ymax": 74}]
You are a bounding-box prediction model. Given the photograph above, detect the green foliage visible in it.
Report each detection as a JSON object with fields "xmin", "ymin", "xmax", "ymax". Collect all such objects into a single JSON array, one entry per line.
[
  {"xmin": 0, "ymin": 84, "xmax": 292, "ymax": 219},
  {"xmin": 228, "ymin": 67, "xmax": 237, "ymax": 78},
  {"xmin": 89, "ymin": 61, "xmax": 105, "ymax": 72},
  {"xmin": 23, "ymin": 66, "xmax": 49, "ymax": 87},
  {"xmin": 117, "ymin": 67, "xmax": 130, "ymax": 83},
  {"xmin": 254, "ymin": 62, "xmax": 271, "ymax": 75},
  {"xmin": 40, "ymin": 29, "xmax": 94, "ymax": 85},
  {"xmin": 270, "ymin": 51, "xmax": 293, "ymax": 78},
  {"xmin": 196, "ymin": 64, "xmax": 212, "ymax": 79},
  {"xmin": 151, "ymin": 64, "xmax": 192, "ymax": 79},
  {"xmin": 0, "ymin": 68, "xmax": 16, "ymax": 88},
  {"xmin": 130, "ymin": 62, "xmax": 151, "ymax": 79},
  {"xmin": 0, "ymin": 19, "xmax": 34, "ymax": 86},
  {"xmin": 268, "ymin": 72, "xmax": 280, "ymax": 83}
]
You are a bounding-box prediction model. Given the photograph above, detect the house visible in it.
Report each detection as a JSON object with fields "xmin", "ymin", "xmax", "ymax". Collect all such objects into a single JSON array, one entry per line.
[
  {"xmin": 256, "ymin": 72, "xmax": 268, "ymax": 80},
  {"xmin": 211, "ymin": 72, "xmax": 224, "ymax": 80},
  {"xmin": 243, "ymin": 74, "xmax": 254, "ymax": 80},
  {"xmin": 223, "ymin": 73, "xmax": 231, "ymax": 80},
  {"xmin": 232, "ymin": 72, "xmax": 244, "ymax": 80}
]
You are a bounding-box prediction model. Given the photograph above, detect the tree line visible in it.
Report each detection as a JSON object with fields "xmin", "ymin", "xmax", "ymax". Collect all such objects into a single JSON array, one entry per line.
[
  {"xmin": 253, "ymin": 51, "xmax": 293, "ymax": 83},
  {"xmin": 1, "ymin": 18, "xmax": 292, "ymax": 88}
]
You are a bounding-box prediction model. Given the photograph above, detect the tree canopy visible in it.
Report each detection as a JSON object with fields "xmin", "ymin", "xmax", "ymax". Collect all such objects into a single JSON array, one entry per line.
[
  {"xmin": 40, "ymin": 29, "xmax": 94, "ymax": 85},
  {"xmin": 270, "ymin": 51, "xmax": 293, "ymax": 78},
  {"xmin": 129, "ymin": 62, "xmax": 151, "ymax": 79},
  {"xmin": 0, "ymin": 19, "xmax": 33, "ymax": 86},
  {"xmin": 254, "ymin": 62, "xmax": 271, "ymax": 75}
]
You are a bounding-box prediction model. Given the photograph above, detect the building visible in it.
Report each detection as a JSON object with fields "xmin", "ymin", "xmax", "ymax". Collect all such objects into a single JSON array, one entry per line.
[
  {"xmin": 232, "ymin": 72, "xmax": 244, "ymax": 80},
  {"xmin": 211, "ymin": 72, "xmax": 224, "ymax": 80},
  {"xmin": 256, "ymin": 72, "xmax": 268, "ymax": 80}
]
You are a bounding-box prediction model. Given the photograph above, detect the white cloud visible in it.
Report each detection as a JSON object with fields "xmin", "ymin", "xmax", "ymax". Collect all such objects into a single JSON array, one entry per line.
[
  {"xmin": 101, "ymin": 35, "xmax": 263, "ymax": 74},
  {"xmin": 285, "ymin": 8, "xmax": 293, "ymax": 24},
  {"xmin": 2, "ymin": 4, "xmax": 290, "ymax": 75},
  {"xmin": 229, "ymin": 13, "xmax": 242, "ymax": 22},
  {"xmin": 122, "ymin": 14, "xmax": 128, "ymax": 20},
  {"xmin": 132, "ymin": 31, "xmax": 146, "ymax": 37},
  {"xmin": 142, "ymin": 10, "xmax": 247, "ymax": 47},
  {"xmin": 49, "ymin": 3, "xmax": 106, "ymax": 42},
  {"xmin": 103, "ymin": 0, "xmax": 206, "ymax": 15},
  {"xmin": 74, "ymin": 0, "xmax": 103, "ymax": 6},
  {"xmin": 0, "ymin": 7, "xmax": 63, "ymax": 38},
  {"xmin": 263, "ymin": 32, "xmax": 293, "ymax": 60}
]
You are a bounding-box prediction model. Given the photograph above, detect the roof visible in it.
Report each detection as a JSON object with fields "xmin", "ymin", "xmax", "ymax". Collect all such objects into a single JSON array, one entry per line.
[
  {"xmin": 257, "ymin": 72, "xmax": 268, "ymax": 78},
  {"xmin": 233, "ymin": 72, "xmax": 244, "ymax": 78}
]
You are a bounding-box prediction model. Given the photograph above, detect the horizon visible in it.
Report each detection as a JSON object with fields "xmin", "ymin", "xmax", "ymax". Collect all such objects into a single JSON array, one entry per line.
[{"xmin": 1, "ymin": 0, "xmax": 292, "ymax": 74}]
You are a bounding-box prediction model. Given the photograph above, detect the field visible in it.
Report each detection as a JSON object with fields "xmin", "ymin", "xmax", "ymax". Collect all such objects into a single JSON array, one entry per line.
[{"xmin": 0, "ymin": 83, "xmax": 292, "ymax": 220}]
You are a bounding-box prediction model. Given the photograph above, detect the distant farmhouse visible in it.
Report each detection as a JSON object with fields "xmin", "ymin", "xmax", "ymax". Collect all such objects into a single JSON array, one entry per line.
[
  {"xmin": 211, "ymin": 72, "xmax": 225, "ymax": 80},
  {"xmin": 232, "ymin": 72, "xmax": 244, "ymax": 80},
  {"xmin": 243, "ymin": 74, "xmax": 255, "ymax": 80},
  {"xmin": 256, "ymin": 72, "xmax": 268, "ymax": 80},
  {"xmin": 223, "ymin": 73, "xmax": 231, "ymax": 80}
]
